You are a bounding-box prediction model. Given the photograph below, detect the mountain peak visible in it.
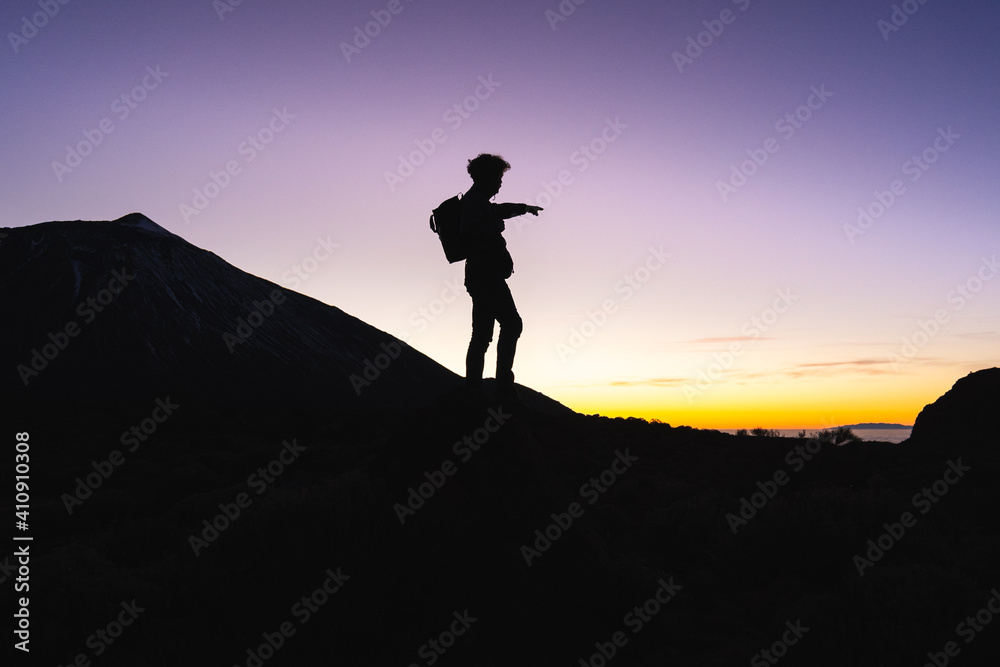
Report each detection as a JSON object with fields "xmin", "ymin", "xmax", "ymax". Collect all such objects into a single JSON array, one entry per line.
[
  {"xmin": 1, "ymin": 215, "xmax": 464, "ymax": 408},
  {"xmin": 113, "ymin": 212, "xmax": 178, "ymax": 238}
]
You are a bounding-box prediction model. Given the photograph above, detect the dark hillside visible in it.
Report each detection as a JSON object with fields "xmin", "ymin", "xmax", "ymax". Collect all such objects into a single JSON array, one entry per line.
[{"xmin": 11, "ymin": 385, "xmax": 999, "ymax": 666}]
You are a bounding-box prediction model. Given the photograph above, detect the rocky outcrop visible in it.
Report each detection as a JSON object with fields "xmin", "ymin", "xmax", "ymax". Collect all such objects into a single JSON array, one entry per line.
[{"xmin": 908, "ymin": 367, "xmax": 1000, "ymax": 455}]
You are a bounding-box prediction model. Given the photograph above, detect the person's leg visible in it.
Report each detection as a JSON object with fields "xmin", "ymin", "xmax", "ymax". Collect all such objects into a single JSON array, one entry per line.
[
  {"xmin": 465, "ymin": 283, "xmax": 496, "ymax": 393},
  {"xmin": 491, "ymin": 280, "xmax": 522, "ymax": 394}
]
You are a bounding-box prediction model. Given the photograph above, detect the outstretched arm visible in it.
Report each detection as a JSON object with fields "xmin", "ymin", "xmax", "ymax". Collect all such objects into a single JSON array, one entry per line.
[{"xmin": 495, "ymin": 203, "xmax": 544, "ymax": 219}]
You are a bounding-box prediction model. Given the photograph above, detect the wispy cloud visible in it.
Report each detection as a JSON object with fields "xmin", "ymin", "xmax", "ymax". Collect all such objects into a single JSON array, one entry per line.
[
  {"xmin": 609, "ymin": 377, "xmax": 688, "ymax": 388},
  {"xmin": 564, "ymin": 377, "xmax": 689, "ymax": 389},
  {"xmin": 767, "ymin": 359, "xmax": 894, "ymax": 379},
  {"xmin": 793, "ymin": 359, "xmax": 884, "ymax": 369},
  {"xmin": 564, "ymin": 355, "xmax": 989, "ymax": 394},
  {"xmin": 621, "ymin": 359, "xmax": 901, "ymax": 389}
]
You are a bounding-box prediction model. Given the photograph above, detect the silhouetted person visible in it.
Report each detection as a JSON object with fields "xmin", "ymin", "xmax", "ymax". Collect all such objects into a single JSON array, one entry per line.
[{"xmin": 461, "ymin": 154, "xmax": 542, "ymax": 403}]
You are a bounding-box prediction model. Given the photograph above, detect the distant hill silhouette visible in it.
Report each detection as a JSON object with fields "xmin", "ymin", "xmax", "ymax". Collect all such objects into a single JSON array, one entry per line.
[{"xmin": 0, "ymin": 213, "xmax": 567, "ymax": 413}]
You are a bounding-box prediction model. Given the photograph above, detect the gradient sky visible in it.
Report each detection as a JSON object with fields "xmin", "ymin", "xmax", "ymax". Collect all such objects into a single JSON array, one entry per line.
[{"xmin": 3, "ymin": 0, "xmax": 998, "ymax": 428}]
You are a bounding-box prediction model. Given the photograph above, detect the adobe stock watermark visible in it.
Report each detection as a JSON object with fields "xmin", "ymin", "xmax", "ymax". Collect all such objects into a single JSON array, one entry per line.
[
  {"xmin": 340, "ymin": 0, "xmax": 413, "ymax": 63},
  {"xmin": 17, "ymin": 267, "xmax": 135, "ymax": 386},
  {"xmin": 521, "ymin": 449, "xmax": 639, "ymax": 566},
  {"xmin": 853, "ymin": 458, "xmax": 970, "ymax": 577},
  {"xmin": 233, "ymin": 566, "xmax": 349, "ymax": 667},
  {"xmin": 725, "ymin": 431, "xmax": 837, "ymax": 535},
  {"xmin": 349, "ymin": 340, "xmax": 404, "ymax": 395},
  {"xmin": 407, "ymin": 610, "xmax": 478, "ymax": 667},
  {"xmin": 385, "ymin": 75, "xmax": 501, "ymax": 192},
  {"xmin": 223, "ymin": 288, "xmax": 288, "ymax": 353},
  {"xmin": 843, "ymin": 126, "xmax": 960, "ymax": 243},
  {"xmin": 393, "ymin": 407, "xmax": 511, "ymax": 524},
  {"xmin": 672, "ymin": 0, "xmax": 753, "ymax": 74},
  {"xmin": 544, "ymin": 0, "xmax": 591, "ymax": 31},
  {"xmin": 7, "ymin": 0, "xmax": 73, "ymax": 54},
  {"xmin": 921, "ymin": 588, "xmax": 1000, "ymax": 667},
  {"xmin": 578, "ymin": 577, "xmax": 683, "ymax": 667},
  {"xmin": 51, "ymin": 66, "xmax": 169, "ymax": 182},
  {"xmin": 12, "ymin": 544, "xmax": 30, "ymax": 653},
  {"xmin": 887, "ymin": 255, "xmax": 997, "ymax": 370},
  {"xmin": 683, "ymin": 287, "xmax": 798, "ymax": 402},
  {"xmin": 877, "ymin": 0, "xmax": 935, "ymax": 41},
  {"xmin": 556, "ymin": 245, "xmax": 669, "ymax": 362},
  {"xmin": 188, "ymin": 438, "xmax": 305, "ymax": 556},
  {"xmin": 515, "ymin": 116, "xmax": 627, "ymax": 232},
  {"xmin": 280, "ymin": 235, "xmax": 341, "ymax": 289},
  {"xmin": 716, "ymin": 84, "xmax": 833, "ymax": 202},
  {"xmin": 352, "ymin": 276, "xmax": 468, "ymax": 395},
  {"xmin": 750, "ymin": 620, "xmax": 810, "ymax": 667},
  {"xmin": 398, "ymin": 276, "xmax": 464, "ymax": 343},
  {"xmin": 61, "ymin": 397, "xmax": 180, "ymax": 514},
  {"xmin": 54, "ymin": 600, "xmax": 145, "ymax": 666},
  {"xmin": 213, "ymin": 0, "xmax": 250, "ymax": 21},
  {"xmin": 179, "ymin": 107, "xmax": 295, "ymax": 224}
]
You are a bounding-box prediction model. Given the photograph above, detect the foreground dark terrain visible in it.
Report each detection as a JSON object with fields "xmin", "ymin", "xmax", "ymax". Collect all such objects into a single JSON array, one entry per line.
[{"xmin": 8, "ymin": 367, "xmax": 1000, "ymax": 666}]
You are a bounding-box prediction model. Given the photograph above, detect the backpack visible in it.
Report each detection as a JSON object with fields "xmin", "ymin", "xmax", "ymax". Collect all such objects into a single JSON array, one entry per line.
[{"xmin": 429, "ymin": 194, "xmax": 466, "ymax": 263}]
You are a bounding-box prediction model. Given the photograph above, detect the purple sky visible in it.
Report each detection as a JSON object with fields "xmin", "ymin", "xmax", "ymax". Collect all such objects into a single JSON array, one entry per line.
[{"xmin": 4, "ymin": 0, "xmax": 998, "ymax": 427}]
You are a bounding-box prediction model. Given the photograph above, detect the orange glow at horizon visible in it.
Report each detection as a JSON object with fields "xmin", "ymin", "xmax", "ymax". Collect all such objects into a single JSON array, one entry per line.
[{"xmin": 544, "ymin": 374, "xmax": 951, "ymax": 430}]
